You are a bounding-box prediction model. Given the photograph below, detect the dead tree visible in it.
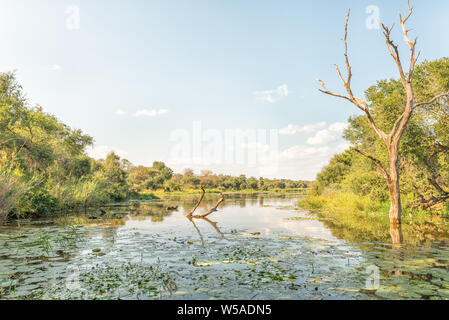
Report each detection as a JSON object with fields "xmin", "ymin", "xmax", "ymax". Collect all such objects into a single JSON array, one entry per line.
[
  {"xmin": 317, "ymin": 1, "xmax": 449, "ymax": 225},
  {"xmin": 186, "ymin": 186, "xmax": 225, "ymax": 218},
  {"xmin": 186, "ymin": 187, "xmax": 225, "ymax": 245}
]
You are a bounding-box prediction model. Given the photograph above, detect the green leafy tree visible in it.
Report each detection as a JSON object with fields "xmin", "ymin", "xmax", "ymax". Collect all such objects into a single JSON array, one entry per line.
[{"xmin": 98, "ymin": 152, "xmax": 129, "ymax": 201}]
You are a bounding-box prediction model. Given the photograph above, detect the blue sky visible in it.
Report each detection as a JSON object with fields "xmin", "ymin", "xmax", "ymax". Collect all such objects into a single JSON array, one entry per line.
[{"xmin": 1, "ymin": 0, "xmax": 448, "ymax": 180}]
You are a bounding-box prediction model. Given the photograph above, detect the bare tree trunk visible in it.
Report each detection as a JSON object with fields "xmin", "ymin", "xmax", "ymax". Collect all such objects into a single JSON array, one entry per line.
[
  {"xmin": 390, "ymin": 222, "xmax": 404, "ymax": 275},
  {"xmin": 388, "ymin": 147, "xmax": 402, "ymax": 224},
  {"xmin": 389, "ymin": 221, "xmax": 403, "ymax": 249}
]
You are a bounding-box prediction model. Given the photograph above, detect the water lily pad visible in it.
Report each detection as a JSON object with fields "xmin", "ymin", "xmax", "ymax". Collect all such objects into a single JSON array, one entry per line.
[
  {"xmin": 437, "ymin": 289, "xmax": 449, "ymax": 298},
  {"xmin": 2, "ymin": 193, "xmax": 449, "ymax": 301}
]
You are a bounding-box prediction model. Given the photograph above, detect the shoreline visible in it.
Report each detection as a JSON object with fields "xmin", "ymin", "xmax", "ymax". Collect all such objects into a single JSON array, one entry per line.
[{"xmin": 296, "ymin": 192, "xmax": 449, "ymax": 244}]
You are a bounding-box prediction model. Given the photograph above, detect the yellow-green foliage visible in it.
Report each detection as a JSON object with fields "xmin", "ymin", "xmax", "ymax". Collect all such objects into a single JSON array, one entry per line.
[
  {"xmin": 154, "ymin": 187, "xmax": 306, "ymax": 196},
  {"xmin": 0, "ymin": 172, "xmax": 28, "ymax": 224},
  {"xmin": 130, "ymin": 190, "xmax": 160, "ymax": 200},
  {"xmin": 297, "ymin": 192, "xmax": 390, "ymax": 242},
  {"xmin": 298, "ymin": 191, "xmax": 449, "ymax": 244},
  {"xmin": 299, "ymin": 191, "xmax": 384, "ymax": 214},
  {"xmin": 73, "ymin": 179, "xmax": 110, "ymax": 209}
]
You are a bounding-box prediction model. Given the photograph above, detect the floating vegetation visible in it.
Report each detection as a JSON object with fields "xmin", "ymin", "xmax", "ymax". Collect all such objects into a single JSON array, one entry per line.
[
  {"xmin": 279, "ymin": 235, "xmax": 316, "ymax": 240},
  {"xmin": 35, "ymin": 262, "xmax": 177, "ymax": 300},
  {"xmin": 285, "ymin": 217, "xmax": 318, "ymax": 221},
  {"xmin": 1, "ymin": 194, "xmax": 449, "ymax": 300}
]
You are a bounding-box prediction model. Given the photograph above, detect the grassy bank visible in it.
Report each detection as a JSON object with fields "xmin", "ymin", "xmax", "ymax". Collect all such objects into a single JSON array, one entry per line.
[
  {"xmin": 296, "ymin": 192, "xmax": 449, "ymax": 244},
  {"xmin": 127, "ymin": 191, "xmax": 160, "ymax": 201},
  {"xmin": 154, "ymin": 188, "xmax": 307, "ymax": 196}
]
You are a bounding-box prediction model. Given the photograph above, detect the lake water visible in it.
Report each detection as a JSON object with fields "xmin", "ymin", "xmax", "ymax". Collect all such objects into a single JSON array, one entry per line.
[{"xmin": 1, "ymin": 193, "xmax": 448, "ymax": 300}]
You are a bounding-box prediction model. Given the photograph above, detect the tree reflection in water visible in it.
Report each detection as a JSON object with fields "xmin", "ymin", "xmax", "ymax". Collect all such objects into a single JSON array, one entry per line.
[
  {"xmin": 389, "ymin": 223, "xmax": 404, "ymax": 276},
  {"xmin": 185, "ymin": 188, "xmax": 225, "ymax": 245},
  {"xmin": 187, "ymin": 216, "xmax": 224, "ymax": 246}
]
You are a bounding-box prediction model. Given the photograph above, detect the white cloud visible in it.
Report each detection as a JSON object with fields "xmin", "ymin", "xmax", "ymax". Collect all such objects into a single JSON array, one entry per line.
[
  {"xmin": 276, "ymin": 143, "xmax": 350, "ymax": 179},
  {"xmin": 115, "ymin": 108, "xmax": 126, "ymax": 116},
  {"xmin": 328, "ymin": 122, "xmax": 349, "ymax": 132},
  {"xmin": 280, "ymin": 145, "xmax": 330, "ymax": 160},
  {"xmin": 280, "ymin": 122, "xmax": 349, "ymax": 146},
  {"xmin": 86, "ymin": 145, "xmax": 128, "ymax": 160},
  {"xmin": 166, "ymin": 122, "xmax": 351, "ymax": 180},
  {"xmin": 133, "ymin": 109, "xmax": 169, "ymax": 117},
  {"xmin": 50, "ymin": 64, "xmax": 62, "ymax": 71},
  {"xmin": 306, "ymin": 129, "xmax": 337, "ymax": 145},
  {"xmin": 279, "ymin": 122, "xmax": 327, "ymax": 135},
  {"xmin": 305, "ymin": 122, "xmax": 349, "ymax": 145},
  {"xmin": 253, "ymin": 84, "xmax": 289, "ymax": 104}
]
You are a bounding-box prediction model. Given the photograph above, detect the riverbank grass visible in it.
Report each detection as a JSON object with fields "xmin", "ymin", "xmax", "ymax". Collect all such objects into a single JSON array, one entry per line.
[
  {"xmin": 154, "ymin": 188, "xmax": 307, "ymax": 196},
  {"xmin": 296, "ymin": 191, "xmax": 449, "ymax": 243}
]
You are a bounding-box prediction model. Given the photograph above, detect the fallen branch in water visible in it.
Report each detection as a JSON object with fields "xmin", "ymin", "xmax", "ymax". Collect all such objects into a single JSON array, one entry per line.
[
  {"xmin": 186, "ymin": 186, "xmax": 206, "ymax": 217},
  {"xmin": 193, "ymin": 193, "xmax": 224, "ymax": 218},
  {"xmin": 186, "ymin": 186, "xmax": 224, "ymax": 218}
]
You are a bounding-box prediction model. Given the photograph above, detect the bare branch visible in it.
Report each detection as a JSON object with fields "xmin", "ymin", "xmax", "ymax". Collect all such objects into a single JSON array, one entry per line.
[
  {"xmin": 378, "ymin": 2, "xmax": 421, "ymax": 143},
  {"xmin": 332, "ymin": 9, "xmax": 364, "ymax": 109},
  {"xmin": 390, "ymin": 113, "xmax": 405, "ymax": 137},
  {"xmin": 316, "ymin": 78, "xmax": 355, "ymax": 105},
  {"xmin": 186, "ymin": 187, "xmax": 225, "ymax": 218},
  {"xmin": 364, "ymin": 110, "xmax": 388, "ymax": 141},
  {"xmin": 400, "ymin": 1, "xmax": 419, "ymax": 83},
  {"xmin": 342, "ymin": 9, "xmax": 352, "ymax": 86},
  {"xmin": 186, "ymin": 186, "xmax": 206, "ymax": 217},
  {"xmin": 351, "ymin": 147, "xmax": 391, "ymax": 181},
  {"xmin": 399, "ymin": 0, "xmax": 414, "ymax": 45},
  {"xmin": 193, "ymin": 193, "xmax": 224, "ymax": 218},
  {"xmin": 317, "ymin": 9, "xmax": 388, "ymax": 142},
  {"xmin": 419, "ymin": 194, "xmax": 449, "ymax": 210},
  {"xmin": 320, "ymin": 89, "xmax": 387, "ymax": 141},
  {"xmin": 414, "ymin": 91, "xmax": 449, "ymax": 109},
  {"xmin": 428, "ymin": 178, "xmax": 449, "ymax": 197},
  {"xmin": 381, "ymin": 1, "xmax": 418, "ymax": 85},
  {"xmin": 380, "ymin": 23, "xmax": 407, "ymax": 87},
  {"xmin": 317, "ymin": 79, "xmax": 384, "ymax": 141}
]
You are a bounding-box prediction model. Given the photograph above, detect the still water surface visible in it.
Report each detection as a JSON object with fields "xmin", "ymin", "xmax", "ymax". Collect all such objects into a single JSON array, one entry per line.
[{"xmin": 1, "ymin": 193, "xmax": 448, "ymax": 300}]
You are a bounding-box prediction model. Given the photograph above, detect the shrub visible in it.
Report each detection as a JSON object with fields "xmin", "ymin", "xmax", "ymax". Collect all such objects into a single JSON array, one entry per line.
[
  {"xmin": 0, "ymin": 173, "xmax": 29, "ymax": 224},
  {"xmin": 15, "ymin": 184, "xmax": 60, "ymax": 217},
  {"xmin": 73, "ymin": 179, "xmax": 111, "ymax": 212}
]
